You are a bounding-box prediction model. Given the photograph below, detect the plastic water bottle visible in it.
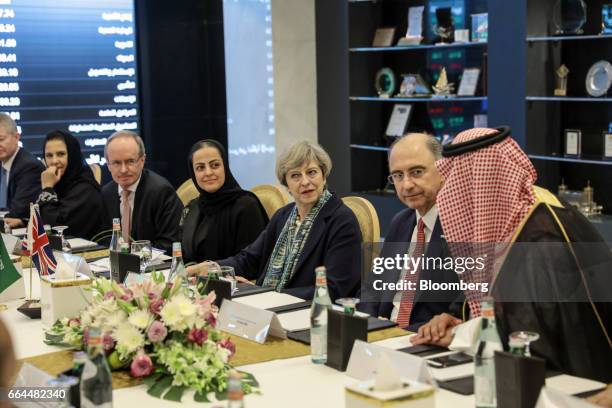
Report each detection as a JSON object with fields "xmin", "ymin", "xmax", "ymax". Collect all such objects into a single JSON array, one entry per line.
[
  {"xmin": 474, "ymin": 297, "xmax": 503, "ymax": 408},
  {"xmin": 310, "ymin": 266, "xmax": 332, "ymax": 364}
]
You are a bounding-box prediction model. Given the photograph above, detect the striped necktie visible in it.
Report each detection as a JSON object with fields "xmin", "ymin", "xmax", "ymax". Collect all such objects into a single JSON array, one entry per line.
[{"xmin": 395, "ymin": 218, "xmax": 426, "ymax": 328}]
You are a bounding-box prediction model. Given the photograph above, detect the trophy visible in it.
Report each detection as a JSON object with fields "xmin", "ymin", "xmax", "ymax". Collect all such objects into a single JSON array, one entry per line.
[
  {"xmin": 433, "ymin": 7, "xmax": 454, "ymax": 44},
  {"xmin": 554, "ymin": 64, "xmax": 569, "ymax": 96},
  {"xmin": 432, "ymin": 67, "xmax": 455, "ymax": 96}
]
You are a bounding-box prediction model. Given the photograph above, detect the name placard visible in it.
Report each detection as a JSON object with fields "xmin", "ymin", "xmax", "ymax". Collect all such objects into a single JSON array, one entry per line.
[
  {"xmin": 346, "ymin": 340, "xmax": 433, "ymax": 384},
  {"xmin": 217, "ymin": 299, "xmax": 286, "ymax": 344},
  {"xmin": 603, "ymin": 132, "xmax": 612, "ymax": 159}
]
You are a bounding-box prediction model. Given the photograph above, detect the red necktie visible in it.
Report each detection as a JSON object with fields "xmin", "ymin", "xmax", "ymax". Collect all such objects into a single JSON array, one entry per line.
[{"xmin": 396, "ymin": 218, "xmax": 426, "ymax": 328}]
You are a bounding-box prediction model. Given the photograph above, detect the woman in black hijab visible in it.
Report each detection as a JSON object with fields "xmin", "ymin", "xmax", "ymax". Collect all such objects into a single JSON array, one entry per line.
[
  {"xmin": 36, "ymin": 130, "xmax": 109, "ymax": 240},
  {"xmin": 180, "ymin": 139, "xmax": 268, "ymax": 263}
]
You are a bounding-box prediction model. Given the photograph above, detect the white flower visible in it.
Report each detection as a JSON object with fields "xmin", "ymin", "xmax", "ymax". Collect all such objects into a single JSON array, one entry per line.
[
  {"xmin": 80, "ymin": 311, "xmax": 93, "ymax": 327},
  {"xmin": 160, "ymin": 300, "xmax": 182, "ymax": 330},
  {"xmin": 112, "ymin": 322, "xmax": 144, "ymax": 355},
  {"xmin": 106, "ymin": 310, "xmax": 128, "ymax": 329},
  {"xmin": 128, "ymin": 309, "xmax": 153, "ymax": 330},
  {"xmin": 175, "ymin": 295, "xmax": 197, "ymax": 318}
]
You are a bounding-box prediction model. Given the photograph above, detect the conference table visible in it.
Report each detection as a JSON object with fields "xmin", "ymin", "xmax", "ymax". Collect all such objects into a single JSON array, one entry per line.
[{"xmin": 2, "ymin": 256, "xmax": 606, "ymax": 407}]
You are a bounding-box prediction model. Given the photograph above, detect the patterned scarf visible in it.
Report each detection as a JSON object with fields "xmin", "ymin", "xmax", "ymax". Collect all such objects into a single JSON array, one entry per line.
[
  {"xmin": 436, "ymin": 127, "xmax": 537, "ymax": 316},
  {"xmin": 262, "ymin": 189, "xmax": 332, "ymax": 291}
]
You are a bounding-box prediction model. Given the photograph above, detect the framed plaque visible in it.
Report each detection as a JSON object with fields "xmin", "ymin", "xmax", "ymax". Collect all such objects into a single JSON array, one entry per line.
[
  {"xmin": 385, "ymin": 104, "xmax": 412, "ymax": 137},
  {"xmin": 564, "ymin": 129, "xmax": 582, "ymax": 157},
  {"xmin": 372, "ymin": 27, "xmax": 396, "ymax": 47},
  {"xmin": 604, "ymin": 132, "xmax": 612, "ymax": 160},
  {"xmin": 603, "ymin": 4, "xmax": 612, "ymax": 34},
  {"xmin": 457, "ymin": 68, "xmax": 480, "ymax": 96},
  {"xmin": 471, "ymin": 13, "xmax": 488, "ymax": 42}
]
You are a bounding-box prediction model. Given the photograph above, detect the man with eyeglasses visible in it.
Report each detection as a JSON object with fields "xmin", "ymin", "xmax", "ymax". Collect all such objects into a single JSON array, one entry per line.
[
  {"xmin": 102, "ymin": 130, "xmax": 183, "ymax": 254},
  {"xmin": 360, "ymin": 133, "xmax": 463, "ymax": 331}
]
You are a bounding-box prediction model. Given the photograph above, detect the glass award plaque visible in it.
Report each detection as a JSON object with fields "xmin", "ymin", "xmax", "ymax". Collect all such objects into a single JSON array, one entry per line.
[
  {"xmin": 375, "ymin": 68, "xmax": 396, "ymax": 98},
  {"xmin": 603, "ymin": 132, "xmax": 612, "ymax": 160},
  {"xmin": 564, "ymin": 129, "xmax": 582, "ymax": 157},
  {"xmin": 471, "ymin": 13, "xmax": 488, "ymax": 42},
  {"xmin": 553, "ymin": 0, "xmax": 587, "ymax": 35}
]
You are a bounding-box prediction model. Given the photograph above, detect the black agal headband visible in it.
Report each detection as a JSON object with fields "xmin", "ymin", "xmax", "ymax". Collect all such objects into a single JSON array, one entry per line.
[{"xmin": 442, "ymin": 126, "xmax": 511, "ymax": 157}]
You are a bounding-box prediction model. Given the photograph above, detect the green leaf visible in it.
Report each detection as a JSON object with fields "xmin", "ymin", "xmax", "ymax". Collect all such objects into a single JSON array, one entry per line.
[
  {"xmin": 194, "ymin": 391, "xmax": 210, "ymax": 402},
  {"xmin": 146, "ymin": 375, "xmax": 173, "ymax": 398},
  {"xmin": 163, "ymin": 386, "xmax": 186, "ymax": 402},
  {"xmin": 215, "ymin": 390, "xmax": 228, "ymax": 401},
  {"xmin": 142, "ymin": 373, "xmax": 163, "ymax": 387},
  {"xmin": 240, "ymin": 371, "xmax": 259, "ymax": 388}
]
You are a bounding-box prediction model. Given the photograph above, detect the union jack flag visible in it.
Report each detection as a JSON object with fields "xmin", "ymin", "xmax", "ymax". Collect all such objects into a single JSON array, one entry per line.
[{"xmin": 22, "ymin": 204, "xmax": 56, "ymax": 276}]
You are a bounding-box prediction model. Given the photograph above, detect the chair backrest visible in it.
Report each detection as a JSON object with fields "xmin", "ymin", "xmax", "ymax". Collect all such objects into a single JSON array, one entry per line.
[
  {"xmin": 341, "ymin": 196, "xmax": 381, "ymax": 270},
  {"xmin": 89, "ymin": 163, "xmax": 102, "ymax": 184},
  {"xmin": 250, "ymin": 184, "xmax": 290, "ymax": 219},
  {"xmin": 176, "ymin": 179, "xmax": 199, "ymax": 206}
]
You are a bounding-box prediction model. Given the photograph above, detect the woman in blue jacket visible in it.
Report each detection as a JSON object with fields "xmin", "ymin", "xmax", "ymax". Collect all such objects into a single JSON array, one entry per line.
[{"xmin": 187, "ymin": 141, "xmax": 362, "ymax": 301}]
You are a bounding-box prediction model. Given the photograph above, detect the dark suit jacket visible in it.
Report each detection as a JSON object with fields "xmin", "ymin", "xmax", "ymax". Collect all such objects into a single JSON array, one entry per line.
[
  {"xmin": 218, "ymin": 193, "xmax": 362, "ymax": 301},
  {"xmin": 360, "ymin": 208, "xmax": 463, "ymax": 331},
  {"xmin": 102, "ymin": 169, "xmax": 183, "ymax": 254},
  {"xmin": 5, "ymin": 148, "xmax": 45, "ymax": 220}
]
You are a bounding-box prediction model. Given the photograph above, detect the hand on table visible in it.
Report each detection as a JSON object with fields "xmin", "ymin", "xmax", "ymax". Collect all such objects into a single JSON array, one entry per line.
[
  {"xmin": 587, "ymin": 386, "xmax": 612, "ymax": 407},
  {"xmin": 411, "ymin": 313, "xmax": 462, "ymax": 347},
  {"xmin": 3, "ymin": 218, "xmax": 24, "ymax": 228}
]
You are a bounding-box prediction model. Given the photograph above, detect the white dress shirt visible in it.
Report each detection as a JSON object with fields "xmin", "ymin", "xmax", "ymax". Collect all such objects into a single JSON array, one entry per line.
[
  {"xmin": 2, "ymin": 146, "xmax": 19, "ymax": 184},
  {"xmin": 390, "ymin": 204, "xmax": 438, "ymax": 322}
]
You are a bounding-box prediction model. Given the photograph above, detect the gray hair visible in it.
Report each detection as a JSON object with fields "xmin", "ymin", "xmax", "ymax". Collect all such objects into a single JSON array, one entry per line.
[
  {"xmin": 0, "ymin": 113, "xmax": 18, "ymax": 134},
  {"xmin": 389, "ymin": 132, "xmax": 442, "ymax": 160},
  {"xmin": 105, "ymin": 130, "xmax": 145, "ymax": 159},
  {"xmin": 276, "ymin": 141, "xmax": 332, "ymax": 187}
]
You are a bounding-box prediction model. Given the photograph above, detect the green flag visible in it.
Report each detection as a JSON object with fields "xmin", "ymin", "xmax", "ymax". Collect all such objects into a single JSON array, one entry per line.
[{"xmin": 0, "ymin": 236, "xmax": 20, "ymax": 294}]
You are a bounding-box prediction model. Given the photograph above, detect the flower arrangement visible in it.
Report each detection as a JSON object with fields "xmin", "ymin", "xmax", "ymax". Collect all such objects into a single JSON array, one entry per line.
[{"xmin": 46, "ymin": 273, "xmax": 258, "ymax": 403}]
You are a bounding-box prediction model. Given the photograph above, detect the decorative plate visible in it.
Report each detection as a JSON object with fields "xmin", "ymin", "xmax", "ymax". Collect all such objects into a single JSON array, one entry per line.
[
  {"xmin": 585, "ymin": 60, "xmax": 612, "ymax": 97},
  {"xmin": 375, "ymin": 67, "xmax": 396, "ymax": 98}
]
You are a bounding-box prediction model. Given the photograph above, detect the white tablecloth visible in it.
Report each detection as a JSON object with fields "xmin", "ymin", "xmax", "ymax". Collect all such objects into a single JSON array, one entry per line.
[{"xmin": 1, "ymin": 271, "xmax": 605, "ymax": 407}]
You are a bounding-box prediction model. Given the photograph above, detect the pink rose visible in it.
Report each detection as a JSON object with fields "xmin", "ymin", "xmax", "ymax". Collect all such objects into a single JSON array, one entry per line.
[
  {"xmin": 218, "ymin": 338, "xmax": 236, "ymax": 359},
  {"xmin": 67, "ymin": 317, "xmax": 80, "ymax": 327},
  {"xmin": 104, "ymin": 292, "xmax": 116, "ymax": 300},
  {"xmin": 102, "ymin": 332, "xmax": 114, "ymax": 351},
  {"xmin": 205, "ymin": 313, "xmax": 217, "ymax": 328},
  {"xmin": 187, "ymin": 328, "xmax": 208, "ymax": 346},
  {"xmin": 130, "ymin": 350, "xmax": 154, "ymax": 377},
  {"xmin": 147, "ymin": 321, "xmax": 168, "ymax": 343}
]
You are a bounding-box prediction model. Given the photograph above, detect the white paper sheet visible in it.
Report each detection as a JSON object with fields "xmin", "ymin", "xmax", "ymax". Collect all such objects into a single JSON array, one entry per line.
[
  {"xmin": 233, "ymin": 291, "xmax": 305, "ymax": 310},
  {"xmin": 67, "ymin": 237, "xmax": 98, "ymax": 250},
  {"xmin": 276, "ymin": 308, "xmax": 311, "ymax": 332},
  {"xmin": 545, "ymin": 375, "xmax": 605, "ymax": 396}
]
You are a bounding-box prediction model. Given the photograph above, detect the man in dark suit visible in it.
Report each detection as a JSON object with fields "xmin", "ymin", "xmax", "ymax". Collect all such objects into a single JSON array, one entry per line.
[
  {"xmin": 0, "ymin": 113, "xmax": 44, "ymax": 228},
  {"xmin": 102, "ymin": 130, "xmax": 183, "ymax": 254},
  {"xmin": 361, "ymin": 133, "xmax": 462, "ymax": 331}
]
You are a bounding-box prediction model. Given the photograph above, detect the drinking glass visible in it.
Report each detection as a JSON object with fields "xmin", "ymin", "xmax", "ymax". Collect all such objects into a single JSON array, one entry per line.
[
  {"xmin": 219, "ymin": 265, "xmax": 237, "ymax": 294},
  {"xmin": 52, "ymin": 225, "xmax": 71, "ymax": 252},
  {"xmin": 509, "ymin": 331, "xmax": 540, "ymax": 357},
  {"xmin": 336, "ymin": 298, "xmax": 360, "ymax": 315},
  {"xmin": 131, "ymin": 240, "xmax": 152, "ymax": 274}
]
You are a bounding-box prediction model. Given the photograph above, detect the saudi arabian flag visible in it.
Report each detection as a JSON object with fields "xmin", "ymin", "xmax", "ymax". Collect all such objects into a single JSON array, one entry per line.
[{"xmin": 0, "ymin": 235, "xmax": 22, "ymax": 302}]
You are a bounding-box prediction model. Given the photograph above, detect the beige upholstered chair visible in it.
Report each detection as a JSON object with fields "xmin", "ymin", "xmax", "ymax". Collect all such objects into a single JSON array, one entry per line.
[
  {"xmin": 89, "ymin": 163, "xmax": 102, "ymax": 184},
  {"xmin": 341, "ymin": 196, "xmax": 381, "ymax": 270},
  {"xmin": 250, "ymin": 184, "xmax": 290, "ymax": 219},
  {"xmin": 176, "ymin": 179, "xmax": 199, "ymax": 206}
]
